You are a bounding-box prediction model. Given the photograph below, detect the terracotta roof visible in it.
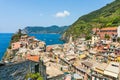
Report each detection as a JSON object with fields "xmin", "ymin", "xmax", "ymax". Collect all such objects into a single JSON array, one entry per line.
[
  {"xmin": 46, "ymin": 46, "xmax": 53, "ymax": 51},
  {"xmin": 26, "ymin": 54, "xmax": 39, "ymax": 62},
  {"xmin": 92, "ymin": 27, "xmax": 117, "ymax": 31},
  {"xmin": 100, "ymin": 27, "xmax": 117, "ymax": 30}
]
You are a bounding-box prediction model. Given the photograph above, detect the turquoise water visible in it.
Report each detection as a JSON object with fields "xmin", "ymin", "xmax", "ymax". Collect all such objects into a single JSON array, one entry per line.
[
  {"xmin": 0, "ymin": 33, "xmax": 64, "ymax": 60},
  {"xmin": 0, "ymin": 33, "xmax": 13, "ymax": 60},
  {"xmin": 29, "ymin": 34, "xmax": 64, "ymax": 45}
]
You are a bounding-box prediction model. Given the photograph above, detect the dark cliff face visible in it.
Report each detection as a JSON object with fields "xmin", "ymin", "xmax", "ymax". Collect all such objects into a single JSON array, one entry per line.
[
  {"xmin": 61, "ymin": 32, "xmax": 70, "ymax": 42},
  {"xmin": 62, "ymin": 0, "xmax": 120, "ymax": 42},
  {"xmin": 23, "ymin": 25, "xmax": 69, "ymax": 34}
]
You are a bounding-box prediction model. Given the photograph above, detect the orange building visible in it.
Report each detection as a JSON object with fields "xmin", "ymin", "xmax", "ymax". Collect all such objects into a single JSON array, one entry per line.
[
  {"xmin": 92, "ymin": 27, "xmax": 118, "ymax": 40},
  {"xmin": 26, "ymin": 54, "xmax": 40, "ymax": 62}
]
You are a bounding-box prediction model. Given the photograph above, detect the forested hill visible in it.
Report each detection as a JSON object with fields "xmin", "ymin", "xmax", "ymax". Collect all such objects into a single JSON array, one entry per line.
[
  {"xmin": 62, "ymin": 0, "xmax": 120, "ymax": 41},
  {"xmin": 23, "ymin": 25, "xmax": 69, "ymax": 34}
]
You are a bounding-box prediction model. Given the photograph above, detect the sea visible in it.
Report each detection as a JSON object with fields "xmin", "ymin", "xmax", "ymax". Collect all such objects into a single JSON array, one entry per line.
[{"xmin": 0, "ymin": 33, "xmax": 64, "ymax": 60}]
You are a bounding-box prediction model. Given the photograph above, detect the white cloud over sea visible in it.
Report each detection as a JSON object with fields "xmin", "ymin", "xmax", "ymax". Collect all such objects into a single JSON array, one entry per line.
[{"xmin": 55, "ymin": 10, "xmax": 70, "ymax": 18}]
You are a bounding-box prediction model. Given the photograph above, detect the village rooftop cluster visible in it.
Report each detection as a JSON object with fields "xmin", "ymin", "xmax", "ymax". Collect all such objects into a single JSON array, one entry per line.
[{"xmin": 1, "ymin": 26, "xmax": 120, "ymax": 80}]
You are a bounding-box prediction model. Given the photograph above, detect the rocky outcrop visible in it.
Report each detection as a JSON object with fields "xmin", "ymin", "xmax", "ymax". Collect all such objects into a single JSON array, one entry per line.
[
  {"xmin": 3, "ymin": 49, "xmax": 14, "ymax": 61},
  {"xmin": 61, "ymin": 32, "xmax": 70, "ymax": 42}
]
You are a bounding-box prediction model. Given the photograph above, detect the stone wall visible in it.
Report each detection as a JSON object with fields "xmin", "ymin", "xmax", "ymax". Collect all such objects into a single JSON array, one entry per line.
[{"xmin": 0, "ymin": 60, "xmax": 38, "ymax": 80}]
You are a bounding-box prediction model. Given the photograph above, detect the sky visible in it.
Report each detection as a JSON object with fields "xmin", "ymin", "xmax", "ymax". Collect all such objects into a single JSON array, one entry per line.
[{"xmin": 0, "ymin": 0, "xmax": 114, "ymax": 33}]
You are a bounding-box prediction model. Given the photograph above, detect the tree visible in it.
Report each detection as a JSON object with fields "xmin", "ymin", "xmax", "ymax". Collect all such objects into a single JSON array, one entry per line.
[
  {"xmin": 117, "ymin": 37, "xmax": 120, "ymax": 43},
  {"xmin": 85, "ymin": 35, "xmax": 92, "ymax": 40},
  {"xmin": 104, "ymin": 34, "xmax": 110, "ymax": 40}
]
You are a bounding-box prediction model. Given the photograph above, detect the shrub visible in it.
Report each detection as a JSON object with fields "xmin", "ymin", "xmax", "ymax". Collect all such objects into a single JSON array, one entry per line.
[{"xmin": 25, "ymin": 73, "xmax": 43, "ymax": 80}]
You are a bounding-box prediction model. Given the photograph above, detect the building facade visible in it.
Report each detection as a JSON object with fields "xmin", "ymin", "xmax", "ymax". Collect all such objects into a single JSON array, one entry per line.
[{"xmin": 92, "ymin": 26, "xmax": 120, "ymax": 41}]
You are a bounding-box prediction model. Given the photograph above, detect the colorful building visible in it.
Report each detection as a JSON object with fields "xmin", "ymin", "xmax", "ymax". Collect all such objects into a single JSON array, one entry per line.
[
  {"xmin": 92, "ymin": 26, "xmax": 120, "ymax": 41},
  {"xmin": 11, "ymin": 42, "xmax": 21, "ymax": 50}
]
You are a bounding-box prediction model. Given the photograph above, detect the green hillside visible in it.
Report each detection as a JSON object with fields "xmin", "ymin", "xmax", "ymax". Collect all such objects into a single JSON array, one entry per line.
[{"xmin": 62, "ymin": 0, "xmax": 120, "ymax": 41}]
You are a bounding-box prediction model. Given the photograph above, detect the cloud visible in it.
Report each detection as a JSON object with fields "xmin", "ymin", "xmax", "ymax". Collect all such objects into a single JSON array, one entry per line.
[{"xmin": 55, "ymin": 10, "xmax": 70, "ymax": 18}]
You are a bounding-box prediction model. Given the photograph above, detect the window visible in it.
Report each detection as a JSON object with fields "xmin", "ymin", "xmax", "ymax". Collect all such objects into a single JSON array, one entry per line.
[
  {"xmin": 12, "ymin": 44, "xmax": 15, "ymax": 46},
  {"xmin": 111, "ymin": 64, "xmax": 119, "ymax": 67}
]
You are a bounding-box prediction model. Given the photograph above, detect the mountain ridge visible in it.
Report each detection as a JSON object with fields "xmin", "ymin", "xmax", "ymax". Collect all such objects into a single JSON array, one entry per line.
[{"xmin": 23, "ymin": 25, "xmax": 69, "ymax": 34}]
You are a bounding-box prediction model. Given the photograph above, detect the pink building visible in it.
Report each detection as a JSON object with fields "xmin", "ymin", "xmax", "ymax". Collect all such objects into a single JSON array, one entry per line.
[{"xmin": 11, "ymin": 42, "xmax": 21, "ymax": 50}]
